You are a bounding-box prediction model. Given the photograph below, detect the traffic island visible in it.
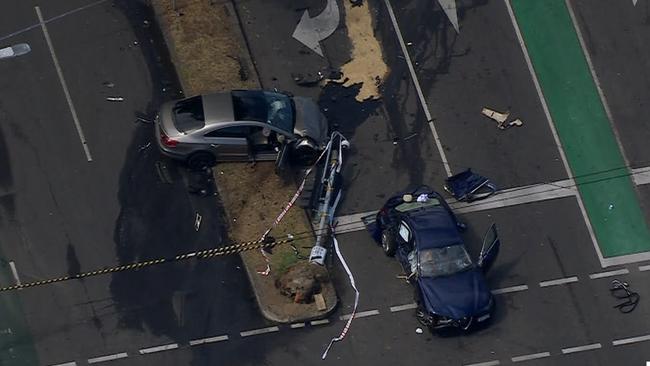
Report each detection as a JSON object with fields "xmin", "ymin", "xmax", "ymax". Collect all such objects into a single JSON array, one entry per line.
[{"xmin": 150, "ymin": 0, "xmax": 337, "ymax": 322}]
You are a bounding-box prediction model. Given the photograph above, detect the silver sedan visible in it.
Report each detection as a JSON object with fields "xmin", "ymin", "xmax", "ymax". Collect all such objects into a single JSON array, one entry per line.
[{"xmin": 155, "ymin": 90, "xmax": 329, "ymax": 169}]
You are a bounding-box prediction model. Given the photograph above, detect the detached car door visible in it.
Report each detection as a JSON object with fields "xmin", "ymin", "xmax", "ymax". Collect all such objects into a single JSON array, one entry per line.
[
  {"xmin": 203, "ymin": 125, "xmax": 251, "ymax": 161},
  {"xmin": 478, "ymin": 223, "xmax": 500, "ymax": 272}
]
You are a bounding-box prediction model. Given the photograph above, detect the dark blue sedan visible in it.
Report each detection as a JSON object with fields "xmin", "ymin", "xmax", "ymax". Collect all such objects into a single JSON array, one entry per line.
[{"xmin": 366, "ymin": 187, "xmax": 500, "ymax": 331}]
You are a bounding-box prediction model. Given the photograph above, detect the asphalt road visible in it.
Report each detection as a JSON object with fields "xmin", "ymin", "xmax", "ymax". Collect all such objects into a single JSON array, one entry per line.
[{"xmin": 1, "ymin": 0, "xmax": 650, "ymax": 365}]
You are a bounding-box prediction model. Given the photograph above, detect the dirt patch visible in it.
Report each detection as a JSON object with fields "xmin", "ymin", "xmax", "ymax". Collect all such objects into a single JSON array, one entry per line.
[
  {"xmin": 338, "ymin": 0, "xmax": 389, "ymax": 101},
  {"xmin": 151, "ymin": 0, "xmax": 336, "ymax": 322}
]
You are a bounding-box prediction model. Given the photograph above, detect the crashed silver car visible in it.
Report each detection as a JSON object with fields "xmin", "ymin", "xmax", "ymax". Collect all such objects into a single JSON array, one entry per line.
[{"xmin": 155, "ymin": 90, "xmax": 329, "ymax": 169}]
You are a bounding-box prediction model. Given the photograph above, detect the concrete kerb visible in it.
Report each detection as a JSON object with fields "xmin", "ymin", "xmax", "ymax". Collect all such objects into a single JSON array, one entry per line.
[{"xmin": 150, "ymin": 0, "xmax": 338, "ymax": 323}]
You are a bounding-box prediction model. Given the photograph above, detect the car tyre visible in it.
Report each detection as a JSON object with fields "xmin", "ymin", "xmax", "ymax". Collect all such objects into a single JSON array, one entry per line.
[
  {"xmin": 187, "ymin": 152, "xmax": 216, "ymax": 171},
  {"xmin": 381, "ymin": 229, "xmax": 397, "ymax": 257}
]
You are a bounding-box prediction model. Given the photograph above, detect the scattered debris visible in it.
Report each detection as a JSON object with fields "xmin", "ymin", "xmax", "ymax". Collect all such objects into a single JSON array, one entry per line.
[
  {"xmin": 415, "ymin": 327, "xmax": 423, "ymax": 334},
  {"xmin": 194, "ymin": 213, "xmax": 202, "ymax": 231},
  {"xmin": 275, "ymin": 261, "xmax": 330, "ymax": 303},
  {"xmin": 135, "ymin": 116, "xmax": 152, "ymax": 124},
  {"xmin": 143, "ymin": 20, "xmax": 150, "ymax": 27},
  {"xmin": 155, "ymin": 161, "xmax": 173, "ymax": 184},
  {"xmin": 610, "ymin": 279, "xmax": 639, "ymax": 313},
  {"xmin": 481, "ymin": 107, "xmax": 524, "ymax": 130},
  {"xmin": 314, "ymin": 293, "xmax": 327, "ymax": 311},
  {"xmin": 403, "ymin": 133, "xmax": 418, "ymax": 142},
  {"xmin": 292, "ymin": 71, "xmax": 324, "ymax": 87},
  {"xmin": 102, "ymin": 81, "xmax": 115, "ymax": 88},
  {"xmin": 138, "ymin": 142, "xmax": 151, "ymax": 152},
  {"xmin": 106, "ymin": 97, "xmax": 124, "ymax": 102},
  {"xmin": 187, "ymin": 167, "xmax": 215, "ymax": 196},
  {"xmin": 608, "ymin": 204, "xmax": 615, "ymax": 211},
  {"xmin": 444, "ymin": 169, "xmax": 497, "ymax": 202},
  {"xmin": 0, "ymin": 43, "xmax": 31, "ymax": 60}
]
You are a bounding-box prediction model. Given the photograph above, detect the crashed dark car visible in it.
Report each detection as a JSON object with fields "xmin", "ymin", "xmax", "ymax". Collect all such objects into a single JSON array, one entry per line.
[
  {"xmin": 366, "ymin": 187, "xmax": 500, "ymax": 331},
  {"xmin": 155, "ymin": 90, "xmax": 329, "ymax": 170}
]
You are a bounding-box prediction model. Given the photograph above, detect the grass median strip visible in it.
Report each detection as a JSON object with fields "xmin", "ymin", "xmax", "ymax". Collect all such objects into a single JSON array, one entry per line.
[{"xmin": 510, "ymin": 0, "xmax": 650, "ymax": 258}]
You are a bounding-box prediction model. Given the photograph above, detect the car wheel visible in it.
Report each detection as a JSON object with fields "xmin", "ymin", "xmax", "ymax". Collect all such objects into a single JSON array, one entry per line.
[
  {"xmin": 416, "ymin": 308, "xmax": 435, "ymax": 327},
  {"xmin": 381, "ymin": 229, "xmax": 397, "ymax": 257},
  {"xmin": 187, "ymin": 152, "xmax": 216, "ymax": 171},
  {"xmin": 291, "ymin": 138, "xmax": 319, "ymax": 166}
]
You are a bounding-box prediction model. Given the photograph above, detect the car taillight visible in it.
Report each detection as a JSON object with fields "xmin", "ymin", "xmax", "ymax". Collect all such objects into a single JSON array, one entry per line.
[{"xmin": 160, "ymin": 130, "xmax": 178, "ymax": 147}]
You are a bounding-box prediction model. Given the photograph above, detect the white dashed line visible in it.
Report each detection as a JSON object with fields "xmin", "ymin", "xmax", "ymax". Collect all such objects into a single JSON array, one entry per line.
[
  {"xmin": 612, "ymin": 334, "xmax": 650, "ymax": 346},
  {"xmin": 88, "ymin": 352, "xmax": 128, "ymax": 363},
  {"xmin": 240, "ymin": 326, "xmax": 279, "ymax": 337},
  {"xmin": 290, "ymin": 323, "xmax": 306, "ymax": 329},
  {"xmin": 310, "ymin": 319, "xmax": 330, "ymax": 326},
  {"xmin": 390, "ymin": 303, "xmax": 418, "ymax": 312},
  {"xmin": 138, "ymin": 343, "xmax": 178, "ymax": 354},
  {"xmin": 539, "ymin": 276, "xmax": 578, "ymax": 287},
  {"xmin": 189, "ymin": 335, "xmax": 229, "ymax": 346},
  {"xmin": 49, "ymin": 362, "xmax": 77, "ymax": 366},
  {"xmin": 35, "ymin": 6, "xmax": 92, "ymax": 162},
  {"xmin": 511, "ymin": 352, "xmax": 551, "ymax": 362},
  {"xmin": 639, "ymin": 264, "xmax": 650, "ymax": 272},
  {"xmin": 340, "ymin": 309, "xmax": 380, "ymax": 321},
  {"xmin": 491, "ymin": 285, "xmax": 529, "ymax": 295},
  {"xmin": 561, "ymin": 343, "xmax": 601, "ymax": 354},
  {"xmin": 464, "ymin": 360, "xmax": 500, "ymax": 366},
  {"xmin": 588, "ymin": 269, "xmax": 629, "ymax": 279}
]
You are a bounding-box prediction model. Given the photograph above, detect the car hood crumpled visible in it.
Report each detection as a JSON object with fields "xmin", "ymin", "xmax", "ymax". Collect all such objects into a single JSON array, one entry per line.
[
  {"xmin": 292, "ymin": 96, "xmax": 329, "ymax": 145},
  {"xmin": 418, "ymin": 268, "xmax": 492, "ymax": 320}
]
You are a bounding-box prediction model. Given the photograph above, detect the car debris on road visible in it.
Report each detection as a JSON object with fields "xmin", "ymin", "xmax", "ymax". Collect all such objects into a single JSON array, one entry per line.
[{"xmin": 0, "ymin": 43, "xmax": 31, "ymax": 60}]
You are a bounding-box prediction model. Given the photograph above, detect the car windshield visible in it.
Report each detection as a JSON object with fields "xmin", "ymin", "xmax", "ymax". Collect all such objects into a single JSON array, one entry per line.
[
  {"xmin": 418, "ymin": 245, "xmax": 473, "ymax": 278},
  {"xmin": 394, "ymin": 196, "xmax": 441, "ymax": 212},
  {"xmin": 172, "ymin": 96, "xmax": 206, "ymax": 133},
  {"xmin": 231, "ymin": 90, "xmax": 294, "ymax": 132}
]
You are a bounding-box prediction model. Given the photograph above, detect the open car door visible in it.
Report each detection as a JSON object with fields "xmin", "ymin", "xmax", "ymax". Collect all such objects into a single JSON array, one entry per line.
[{"xmin": 478, "ymin": 223, "xmax": 500, "ymax": 272}]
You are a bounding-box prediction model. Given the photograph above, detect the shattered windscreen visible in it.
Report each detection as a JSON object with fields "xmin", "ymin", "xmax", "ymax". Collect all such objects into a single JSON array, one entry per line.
[{"xmin": 419, "ymin": 245, "xmax": 473, "ymax": 277}]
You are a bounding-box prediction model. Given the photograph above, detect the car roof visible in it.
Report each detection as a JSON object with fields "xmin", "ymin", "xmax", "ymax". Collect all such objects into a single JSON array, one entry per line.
[
  {"xmin": 201, "ymin": 92, "xmax": 235, "ymax": 126},
  {"xmin": 404, "ymin": 207, "xmax": 463, "ymax": 249}
]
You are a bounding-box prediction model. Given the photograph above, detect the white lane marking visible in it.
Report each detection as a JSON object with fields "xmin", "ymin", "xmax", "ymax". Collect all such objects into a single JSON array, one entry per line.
[
  {"xmin": 639, "ymin": 264, "xmax": 650, "ymax": 271},
  {"xmin": 612, "ymin": 334, "xmax": 650, "ymax": 346},
  {"xmin": 310, "ymin": 319, "xmax": 330, "ymax": 326},
  {"xmin": 189, "ymin": 335, "xmax": 229, "ymax": 346},
  {"xmin": 87, "ymin": 352, "xmax": 128, "ymax": 363},
  {"xmin": 35, "ymin": 6, "xmax": 93, "ymax": 162},
  {"xmin": 565, "ymin": 0, "xmax": 631, "ymax": 168},
  {"xmin": 390, "ymin": 303, "xmax": 418, "ymax": 312},
  {"xmin": 631, "ymin": 166, "xmax": 650, "ymax": 185},
  {"xmin": 491, "ymin": 285, "xmax": 529, "ymax": 295},
  {"xmin": 511, "ymin": 352, "xmax": 551, "ymax": 362},
  {"xmin": 1, "ymin": 0, "xmax": 108, "ymax": 42},
  {"xmin": 240, "ymin": 326, "xmax": 279, "ymax": 337},
  {"xmin": 290, "ymin": 323, "xmax": 306, "ymax": 329},
  {"xmin": 588, "ymin": 268, "xmax": 629, "ymax": 279},
  {"xmin": 340, "ymin": 309, "xmax": 380, "ymax": 321},
  {"xmin": 464, "ymin": 361, "xmax": 500, "ymax": 366},
  {"xmin": 539, "ymin": 276, "xmax": 579, "ymax": 287},
  {"xmin": 503, "ymin": 0, "xmax": 604, "ymax": 268},
  {"xmin": 383, "ymin": 0, "xmax": 452, "ymax": 177},
  {"xmin": 49, "ymin": 362, "xmax": 77, "ymax": 366},
  {"xmin": 138, "ymin": 343, "xmax": 178, "ymax": 354},
  {"xmin": 436, "ymin": 0, "xmax": 460, "ymax": 33},
  {"xmin": 8, "ymin": 261, "xmax": 21, "ymax": 286},
  {"xmin": 561, "ymin": 343, "xmax": 601, "ymax": 354}
]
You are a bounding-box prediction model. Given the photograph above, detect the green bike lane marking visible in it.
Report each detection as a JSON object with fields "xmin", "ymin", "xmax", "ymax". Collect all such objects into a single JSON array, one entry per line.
[
  {"xmin": 509, "ymin": 0, "xmax": 650, "ymax": 258},
  {"xmin": 0, "ymin": 259, "xmax": 39, "ymax": 365}
]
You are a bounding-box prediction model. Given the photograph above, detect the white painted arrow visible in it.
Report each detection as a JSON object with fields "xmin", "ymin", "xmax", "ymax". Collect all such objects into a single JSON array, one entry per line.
[
  {"xmin": 437, "ymin": 0, "xmax": 459, "ymax": 33},
  {"xmin": 292, "ymin": 0, "xmax": 340, "ymax": 56}
]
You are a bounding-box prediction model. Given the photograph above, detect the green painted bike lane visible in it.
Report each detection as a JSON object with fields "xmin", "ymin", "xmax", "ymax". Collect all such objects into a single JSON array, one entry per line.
[
  {"xmin": 510, "ymin": 0, "xmax": 650, "ymax": 258},
  {"xmin": 0, "ymin": 259, "xmax": 38, "ymax": 365}
]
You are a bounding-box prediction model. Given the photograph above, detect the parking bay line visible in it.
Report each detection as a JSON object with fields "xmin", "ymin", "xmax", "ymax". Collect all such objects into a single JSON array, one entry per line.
[
  {"xmin": 612, "ymin": 334, "xmax": 650, "ymax": 346},
  {"xmin": 464, "ymin": 360, "xmax": 500, "ymax": 366},
  {"xmin": 310, "ymin": 319, "xmax": 330, "ymax": 326},
  {"xmin": 189, "ymin": 335, "xmax": 229, "ymax": 346},
  {"xmin": 639, "ymin": 264, "xmax": 650, "ymax": 272},
  {"xmin": 561, "ymin": 343, "xmax": 601, "ymax": 354},
  {"xmin": 539, "ymin": 276, "xmax": 578, "ymax": 288},
  {"xmin": 35, "ymin": 6, "xmax": 93, "ymax": 162},
  {"xmin": 390, "ymin": 303, "xmax": 418, "ymax": 312},
  {"xmin": 49, "ymin": 362, "xmax": 77, "ymax": 366},
  {"xmin": 138, "ymin": 343, "xmax": 178, "ymax": 354},
  {"xmin": 588, "ymin": 268, "xmax": 629, "ymax": 279},
  {"xmin": 511, "ymin": 352, "xmax": 551, "ymax": 362},
  {"xmin": 240, "ymin": 326, "xmax": 279, "ymax": 337},
  {"xmin": 87, "ymin": 352, "xmax": 128, "ymax": 364},
  {"xmin": 340, "ymin": 309, "xmax": 380, "ymax": 321},
  {"xmin": 491, "ymin": 285, "xmax": 528, "ymax": 295}
]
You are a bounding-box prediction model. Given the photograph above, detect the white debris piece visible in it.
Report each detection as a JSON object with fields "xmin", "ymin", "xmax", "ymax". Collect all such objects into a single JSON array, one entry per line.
[
  {"xmin": 508, "ymin": 118, "xmax": 524, "ymax": 128},
  {"xmin": 194, "ymin": 213, "xmax": 202, "ymax": 231},
  {"xmin": 0, "ymin": 43, "xmax": 31, "ymax": 60},
  {"xmin": 415, "ymin": 328, "xmax": 423, "ymax": 334},
  {"xmin": 106, "ymin": 97, "xmax": 124, "ymax": 102},
  {"xmin": 481, "ymin": 107, "xmax": 510, "ymax": 124}
]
